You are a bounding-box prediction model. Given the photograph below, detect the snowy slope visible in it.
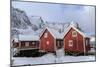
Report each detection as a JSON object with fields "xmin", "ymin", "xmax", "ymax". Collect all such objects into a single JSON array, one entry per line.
[
  {"xmin": 11, "ymin": 7, "xmax": 32, "ymax": 29},
  {"xmin": 11, "ymin": 7, "xmax": 46, "ymax": 38},
  {"xmin": 12, "ymin": 53, "xmax": 95, "ymax": 66},
  {"xmin": 29, "ymin": 16, "xmax": 45, "ymax": 30}
]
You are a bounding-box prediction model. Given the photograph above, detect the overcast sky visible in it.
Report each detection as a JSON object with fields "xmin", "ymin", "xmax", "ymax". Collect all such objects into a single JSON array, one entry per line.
[{"xmin": 12, "ymin": 1, "xmax": 95, "ymax": 35}]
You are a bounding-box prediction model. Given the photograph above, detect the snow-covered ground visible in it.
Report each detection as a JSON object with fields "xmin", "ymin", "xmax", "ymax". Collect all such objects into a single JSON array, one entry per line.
[{"xmin": 12, "ymin": 53, "xmax": 95, "ymax": 66}]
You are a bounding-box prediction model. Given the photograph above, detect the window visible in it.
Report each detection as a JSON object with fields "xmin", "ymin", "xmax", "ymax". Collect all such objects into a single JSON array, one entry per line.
[
  {"xmin": 21, "ymin": 42, "xmax": 25, "ymax": 47},
  {"xmin": 69, "ymin": 40, "xmax": 73, "ymax": 47},
  {"xmin": 44, "ymin": 33, "xmax": 48, "ymax": 38},
  {"xmin": 25, "ymin": 42, "xmax": 29, "ymax": 47},
  {"xmin": 32, "ymin": 42, "xmax": 35, "ymax": 45},
  {"xmin": 46, "ymin": 41, "xmax": 49, "ymax": 45},
  {"xmin": 72, "ymin": 31, "xmax": 77, "ymax": 37}
]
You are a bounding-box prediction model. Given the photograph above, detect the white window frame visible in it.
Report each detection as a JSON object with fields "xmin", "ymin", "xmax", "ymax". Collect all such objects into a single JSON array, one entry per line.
[
  {"xmin": 72, "ymin": 31, "xmax": 77, "ymax": 37},
  {"xmin": 68, "ymin": 40, "xmax": 73, "ymax": 47},
  {"xmin": 25, "ymin": 42, "xmax": 29, "ymax": 47},
  {"xmin": 44, "ymin": 33, "xmax": 48, "ymax": 38}
]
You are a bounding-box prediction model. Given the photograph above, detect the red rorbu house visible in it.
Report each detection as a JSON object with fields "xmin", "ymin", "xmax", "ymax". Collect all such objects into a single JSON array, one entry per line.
[
  {"xmin": 39, "ymin": 27, "xmax": 63, "ymax": 53},
  {"xmin": 12, "ymin": 22, "xmax": 91, "ymax": 55},
  {"xmin": 12, "ymin": 34, "xmax": 39, "ymax": 52},
  {"xmin": 63, "ymin": 22, "xmax": 90, "ymax": 54}
]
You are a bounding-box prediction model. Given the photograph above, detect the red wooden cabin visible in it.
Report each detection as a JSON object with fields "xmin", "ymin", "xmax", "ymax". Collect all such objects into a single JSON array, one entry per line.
[
  {"xmin": 63, "ymin": 23, "xmax": 90, "ymax": 53},
  {"xmin": 39, "ymin": 27, "xmax": 63, "ymax": 53}
]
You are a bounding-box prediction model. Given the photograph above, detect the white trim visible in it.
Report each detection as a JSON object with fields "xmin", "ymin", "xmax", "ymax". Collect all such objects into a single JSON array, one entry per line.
[
  {"xmin": 18, "ymin": 48, "xmax": 38, "ymax": 51},
  {"xmin": 63, "ymin": 25, "xmax": 87, "ymax": 38},
  {"xmin": 54, "ymin": 39, "xmax": 56, "ymax": 52},
  {"xmin": 47, "ymin": 27, "xmax": 56, "ymax": 39},
  {"xmin": 83, "ymin": 38, "xmax": 86, "ymax": 53},
  {"xmin": 40, "ymin": 27, "xmax": 54, "ymax": 38},
  {"xmin": 76, "ymin": 34, "xmax": 79, "ymax": 50},
  {"xmin": 40, "ymin": 27, "xmax": 46, "ymax": 38},
  {"xmin": 68, "ymin": 40, "xmax": 73, "ymax": 47},
  {"xmin": 40, "ymin": 27, "xmax": 59, "ymax": 39}
]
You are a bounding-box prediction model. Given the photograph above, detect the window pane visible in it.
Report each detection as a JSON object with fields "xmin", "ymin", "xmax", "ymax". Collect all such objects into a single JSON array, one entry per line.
[
  {"xmin": 72, "ymin": 31, "xmax": 77, "ymax": 37},
  {"xmin": 69, "ymin": 40, "xmax": 73, "ymax": 47},
  {"xmin": 44, "ymin": 33, "xmax": 48, "ymax": 38},
  {"xmin": 25, "ymin": 42, "xmax": 29, "ymax": 46}
]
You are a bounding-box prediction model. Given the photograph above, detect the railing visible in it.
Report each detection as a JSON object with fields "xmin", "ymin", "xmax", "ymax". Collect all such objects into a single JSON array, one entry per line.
[{"xmin": 17, "ymin": 46, "xmax": 39, "ymax": 51}]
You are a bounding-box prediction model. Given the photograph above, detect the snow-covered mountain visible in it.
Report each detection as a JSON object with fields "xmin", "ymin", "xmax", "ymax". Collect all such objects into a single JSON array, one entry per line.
[
  {"xmin": 11, "ymin": 7, "xmax": 66, "ymax": 38},
  {"xmin": 11, "ymin": 7, "xmax": 32, "ymax": 29},
  {"xmin": 11, "ymin": 7, "xmax": 95, "ymax": 41},
  {"xmin": 11, "ymin": 7, "xmax": 32, "ymax": 38},
  {"xmin": 29, "ymin": 16, "xmax": 45, "ymax": 31},
  {"xmin": 11, "ymin": 7, "xmax": 45, "ymax": 38}
]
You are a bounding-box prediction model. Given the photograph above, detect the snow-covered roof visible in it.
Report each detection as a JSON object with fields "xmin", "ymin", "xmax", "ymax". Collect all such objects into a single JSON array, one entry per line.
[
  {"xmin": 47, "ymin": 27, "xmax": 63, "ymax": 39},
  {"xmin": 40, "ymin": 27, "xmax": 63, "ymax": 39},
  {"xmin": 63, "ymin": 21, "xmax": 89, "ymax": 38},
  {"xmin": 19, "ymin": 34, "xmax": 39, "ymax": 41},
  {"xmin": 40, "ymin": 21, "xmax": 90, "ymax": 39}
]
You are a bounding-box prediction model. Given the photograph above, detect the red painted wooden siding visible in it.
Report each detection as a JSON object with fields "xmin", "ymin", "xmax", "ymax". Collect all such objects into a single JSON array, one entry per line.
[
  {"xmin": 40, "ymin": 29, "xmax": 55, "ymax": 52},
  {"xmin": 18, "ymin": 41, "xmax": 39, "ymax": 49},
  {"xmin": 64, "ymin": 28, "xmax": 85, "ymax": 53}
]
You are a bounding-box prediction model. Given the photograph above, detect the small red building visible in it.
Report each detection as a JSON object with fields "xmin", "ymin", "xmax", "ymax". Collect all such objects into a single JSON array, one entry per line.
[
  {"xmin": 63, "ymin": 23, "xmax": 90, "ymax": 53},
  {"xmin": 39, "ymin": 27, "xmax": 63, "ymax": 53},
  {"xmin": 12, "ymin": 34, "xmax": 39, "ymax": 51},
  {"xmin": 12, "ymin": 34, "xmax": 40, "ymax": 56}
]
